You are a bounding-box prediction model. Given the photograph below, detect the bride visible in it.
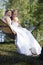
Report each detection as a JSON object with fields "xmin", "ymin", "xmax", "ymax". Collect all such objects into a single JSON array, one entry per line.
[{"xmin": 3, "ymin": 10, "xmax": 42, "ymax": 56}]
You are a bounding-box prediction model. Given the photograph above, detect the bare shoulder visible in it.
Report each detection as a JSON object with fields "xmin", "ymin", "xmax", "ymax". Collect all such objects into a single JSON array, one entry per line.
[{"xmin": 4, "ymin": 16, "xmax": 11, "ymax": 23}]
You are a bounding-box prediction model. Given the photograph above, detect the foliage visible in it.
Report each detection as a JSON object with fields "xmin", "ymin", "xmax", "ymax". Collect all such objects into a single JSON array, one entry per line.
[
  {"xmin": 0, "ymin": 9, "xmax": 4, "ymax": 18},
  {"xmin": 2, "ymin": 0, "xmax": 43, "ymax": 42}
]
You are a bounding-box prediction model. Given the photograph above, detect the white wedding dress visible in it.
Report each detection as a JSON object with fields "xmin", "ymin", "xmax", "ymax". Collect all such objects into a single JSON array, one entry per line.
[
  {"xmin": 4, "ymin": 16, "xmax": 41, "ymax": 56},
  {"xmin": 10, "ymin": 20, "xmax": 42, "ymax": 56}
]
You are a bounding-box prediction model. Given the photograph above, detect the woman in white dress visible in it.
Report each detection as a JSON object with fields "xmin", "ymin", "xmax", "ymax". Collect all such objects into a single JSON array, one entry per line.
[
  {"xmin": 10, "ymin": 10, "xmax": 42, "ymax": 56},
  {"xmin": 3, "ymin": 10, "xmax": 42, "ymax": 56}
]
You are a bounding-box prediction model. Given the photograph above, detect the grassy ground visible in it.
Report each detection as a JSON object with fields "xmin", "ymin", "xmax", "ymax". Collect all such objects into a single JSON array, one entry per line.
[{"xmin": 0, "ymin": 43, "xmax": 43, "ymax": 65}]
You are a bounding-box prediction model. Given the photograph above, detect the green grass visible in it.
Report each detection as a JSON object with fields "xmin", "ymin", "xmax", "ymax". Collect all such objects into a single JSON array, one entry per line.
[{"xmin": 0, "ymin": 43, "xmax": 43, "ymax": 65}]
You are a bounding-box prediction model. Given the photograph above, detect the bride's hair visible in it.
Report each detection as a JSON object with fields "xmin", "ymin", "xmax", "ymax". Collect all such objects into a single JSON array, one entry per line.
[{"xmin": 11, "ymin": 9, "xmax": 18, "ymax": 20}]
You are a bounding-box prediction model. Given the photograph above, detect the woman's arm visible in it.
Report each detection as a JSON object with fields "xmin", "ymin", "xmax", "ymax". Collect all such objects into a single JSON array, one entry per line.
[
  {"xmin": 5, "ymin": 17, "xmax": 17, "ymax": 34},
  {"xmin": 4, "ymin": 17, "xmax": 11, "ymax": 27}
]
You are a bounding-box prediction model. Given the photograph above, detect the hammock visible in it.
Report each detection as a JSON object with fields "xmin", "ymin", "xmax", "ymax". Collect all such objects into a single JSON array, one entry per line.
[{"xmin": 0, "ymin": 19, "xmax": 17, "ymax": 39}]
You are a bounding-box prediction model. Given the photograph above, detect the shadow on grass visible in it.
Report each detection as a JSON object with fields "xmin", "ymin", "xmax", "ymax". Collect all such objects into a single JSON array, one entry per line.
[
  {"xmin": 0, "ymin": 50, "xmax": 43, "ymax": 65},
  {"xmin": 0, "ymin": 43, "xmax": 43, "ymax": 65}
]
